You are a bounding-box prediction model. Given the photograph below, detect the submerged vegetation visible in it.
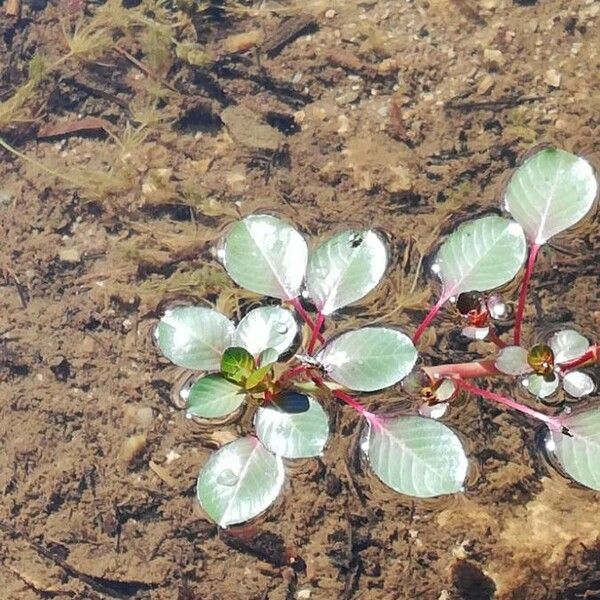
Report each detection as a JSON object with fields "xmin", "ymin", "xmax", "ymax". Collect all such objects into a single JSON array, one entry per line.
[{"xmin": 154, "ymin": 147, "xmax": 600, "ymax": 527}]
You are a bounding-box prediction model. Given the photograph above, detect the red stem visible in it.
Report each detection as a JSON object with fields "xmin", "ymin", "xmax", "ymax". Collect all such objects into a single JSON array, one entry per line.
[
  {"xmin": 489, "ymin": 327, "xmax": 507, "ymax": 349},
  {"xmin": 310, "ymin": 374, "xmax": 380, "ymax": 424},
  {"xmin": 422, "ymin": 360, "xmax": 500, "ymax": 381},
  {"xmin": 289, "ymin": 297, "xmax": 325, "ymax": 344},
  {"xmin": 307, "ymin": 312, "xmax": 325, "ymax": 355},
  {"xmin": 514, "ymin": 243, "xmax": 540, "ymax": 346},
  {"xmin": 454, "ymin": 378, "xmax": 563, "ymax": 432},
  {"xmin": 278, "ymin": 364, "xmax": 310, "ymax": 385},
  {"xmin": 412, "ymin": 295, "xmax": 447, "ymax": 344},
  {"xmin": 559, "ymin": 344, "xmax": 599, "ymax": 373}
]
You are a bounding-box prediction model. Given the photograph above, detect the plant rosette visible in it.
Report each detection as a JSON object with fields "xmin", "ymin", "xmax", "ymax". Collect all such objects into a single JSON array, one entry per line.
[
  {"xmin": 152, "ymin": 147, "xmax": 600, "ymax": 528},
  {"xmin": 495, "ymin": 329, "xmax": 596, "ymax": 400}
]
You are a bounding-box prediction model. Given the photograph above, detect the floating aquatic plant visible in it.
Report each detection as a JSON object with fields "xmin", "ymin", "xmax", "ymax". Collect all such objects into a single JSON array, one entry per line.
[{"xmin": 155, "ymin": 146, "xmax": 600, "ymax": 528}]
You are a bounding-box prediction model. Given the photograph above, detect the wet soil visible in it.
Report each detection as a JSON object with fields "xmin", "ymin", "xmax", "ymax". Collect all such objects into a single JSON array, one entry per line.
[{"xmin": 1, "ymin": 0, "xmax": 600, "ymax": 599}]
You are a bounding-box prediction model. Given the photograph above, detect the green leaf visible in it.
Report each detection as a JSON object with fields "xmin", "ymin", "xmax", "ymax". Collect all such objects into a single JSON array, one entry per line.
[
  {"xmin": 221, "ymin": 347, "xmax": 255, "ymax": 385},
  {"xmin": 547, "ymin": 409, "xmax": 600, "ymax": 490},
  {"xmin": 505, "ymin": 148, "xmax": 597, "ymax": 245},
  {"xmin": 365, "ymin": 416, "xmax": 468, "ymax": 498},
  {"xmin": 317, "ymin": 327, "xmax": 417, "ymax": 392},
  {"xmin": 197, "ymin": 436, "xmax": 285, "ymax": 527},
  {"xmin": 258, "ymin": 347, "xmax": 279, "ymax": 366},
  {"xmin": 184, "ymin": 375, "xmax": 246, "ymax": 418},
  {"xmin": 306, "ymin": 230, "xmax": 388, "ymax": 315},
  {"xmin": 255, "ymin": 396, "xmax": 329, "ymax": 458},
  {"xmin": 433, "ymin": 215, "xmax": 527, "ymax": 299},
  {"xmin": 244, "ymin": 363, "xmax": 274, "ymax": 390},
  {"xmin": 223, "ymin": 215, "xmax": 308, "ymax": 300},
  {"xmin": 234, "ymin": 306, "xmax": 298, "ymax": 359},
  {"xmin": 155, "ymin": 306, "xmax": 234, "ymax": 370}
]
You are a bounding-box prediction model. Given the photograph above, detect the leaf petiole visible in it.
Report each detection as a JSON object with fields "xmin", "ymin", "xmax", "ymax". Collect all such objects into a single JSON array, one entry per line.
[
  {"xmin": 513, "ymin": 243, "xmax": 541, "ymax": 346},
  {"xmin": 454, "ymin": 378, "xmax": 563, "ymax": 432}
]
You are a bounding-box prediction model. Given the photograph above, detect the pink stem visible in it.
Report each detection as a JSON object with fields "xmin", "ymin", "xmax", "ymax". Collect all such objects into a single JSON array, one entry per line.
[
  {"xmin": 422, "ymin": 360, "xmax": 501, "ymax": 381},
  {"xmin": 307, "ymin": 312, "xmax": 325, "ymax": 355},
  {"xmin": 289, "ymin": 297, "xmax": 325, "ymax": 344},
  {"xmin": 278, "ymin": 364, "xmax": 310, "ymax": 385},
  {"xmin": 454, "ymin": 378, "xmax": 563, "ymax": 432},
  {"xmin": 514, "ymin": 243, "xmax": 540, "ymax": 346},
  {"xmin": 560, "ymin": 344, "xmax": 599, "ymax": 373},
  {"xmin": 311, "ymin": 374, "xmax": 380, "ymax": 424},
  {"xmin": 412, "ymin": 295, "xmax": 447, "ymax": 344}
]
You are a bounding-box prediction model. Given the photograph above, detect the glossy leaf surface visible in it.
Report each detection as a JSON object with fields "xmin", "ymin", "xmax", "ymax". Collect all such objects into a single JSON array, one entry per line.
[
  {"xmin": 505, "ymin": 148, "xmax": 597, "ymax": 244},
  {"xmin": 255, "ymin": 396, "xmax": 329, "ymax": 458},
  {"xmin": 197, "ymin": 437, "xmax": 285, "ymax": 527},
  {"xmin": 234, "ymin": 306, "xmax": 298, "ymax": 359},
  {"xmin": 185, "ymin": 375, "xmax": 245, "ymax": 418},
  {"xmin": 547, "ymin": 409, "xmax": 600, "ymax": 490},
  {"xmin": 306, "ymin": 230, "xmax": 387, "ymax": 315},
  {"xmin": 318, "ymin": 327, "xmax": 417, "ymax": 392},
  {"xmin": 365, "ymin": 416, "xmax": 468, "ymax": 498},
  {"xmin": 223, "ymin": 215, "xmax": 308, "ymax": 300},
  {"xmin": 433, "ymin": 216, "xmax": 527, "ymax": 299},
  {"xmin": 155, "ymin": 307, "xmax": 234, "ymax": 370}
]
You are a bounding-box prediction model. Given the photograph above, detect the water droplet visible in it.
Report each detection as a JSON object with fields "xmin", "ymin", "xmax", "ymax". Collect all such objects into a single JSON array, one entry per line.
[
  {"xmin": 431, "ymin": 262, "xmax": 441, "ymax": 275},
  {"xmin": 275, "ymin": 322, "xmax": 289, "ymax": 335},
  {"xmin": 217, "ymin": 469, "xmax": 239, "ymax": 486},
  {"xmin": 185, "ymin": 412, "xmax": 193, "ymax": 420},
  {"xmin": 180, "ymin": 388, "xmax": 190, "ymax": 400}
]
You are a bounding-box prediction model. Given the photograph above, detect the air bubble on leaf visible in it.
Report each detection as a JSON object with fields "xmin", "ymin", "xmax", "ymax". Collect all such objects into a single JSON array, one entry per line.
[
  {"xmin": 180, "ymin": 387, "xmax": 190, "ymax": 400},
  {"xmin": 217, "ymin": 469, "xmax": 240, "ymax": 486},
  {"xmin": 275, "ymin": 322, "xmax": 289, "ymax": 335},
  {"xmin": 431, "ymin": 262, "xmax": 441, "ymax": 275},
  {"xmin": 545, "ymin": 438, "xmax": 556, "ymax": 452}
]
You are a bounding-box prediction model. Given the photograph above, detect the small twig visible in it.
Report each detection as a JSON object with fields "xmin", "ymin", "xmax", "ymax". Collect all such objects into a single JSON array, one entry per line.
[
  {"xmin": 114, "ymin": 45, "xmax": 177, "ymax": 93},
  {"xmin": 445, "ymin": 95, "xmax": 545, "ymax": 112}
]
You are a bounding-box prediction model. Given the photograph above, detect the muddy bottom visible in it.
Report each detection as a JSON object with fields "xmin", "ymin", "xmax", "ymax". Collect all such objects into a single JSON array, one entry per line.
[{"xmin": 1, "ymin": 0, "xmax": 600, "ymax": 598}]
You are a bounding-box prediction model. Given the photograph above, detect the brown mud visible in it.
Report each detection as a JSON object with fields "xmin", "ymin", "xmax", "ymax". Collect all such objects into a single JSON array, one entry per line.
[{"xmin": 1, "ymin": 0, "xmax": 600, "ymax": 598}]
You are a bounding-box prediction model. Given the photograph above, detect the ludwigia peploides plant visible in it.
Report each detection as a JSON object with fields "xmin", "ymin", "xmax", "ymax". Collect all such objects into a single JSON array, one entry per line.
[{"xmin": 155, "ymin": 147, "xmax": 599, "ymax": 528}]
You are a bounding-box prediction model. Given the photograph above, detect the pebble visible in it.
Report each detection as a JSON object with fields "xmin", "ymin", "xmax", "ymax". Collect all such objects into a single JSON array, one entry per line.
[
  {"xmin": 119, "ymin": 434, "xmax": 148, "ymax": 466},
  {"xmin": 483, "ymin": 48, "xmax": 504, "ymax": 71},
  {"xmin": 59, "ymin": 248, "xmax": 82, "ymax": 263},
  {"xmin": 325, "ymin": 9, "xmax": 335, "ymax": 18},
  {"xmin": 297, "ymin": 590, "xmax": 312, "ymax": 599},
  {"xmin": 335, "ymin": 91, "xmax": 360, "ymax": 106},
  {"xmin": 545, "ymin": 68, "xmax": 561, "ymax": 88},
  {"xmin": 477, "ymin": 74, "xmax": 495, "ymax": 95}
]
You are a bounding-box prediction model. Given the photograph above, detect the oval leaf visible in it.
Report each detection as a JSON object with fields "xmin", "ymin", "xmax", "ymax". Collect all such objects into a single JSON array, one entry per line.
[
  {"xmin": 317, "ymin": 327, "xmax": 417, "ymax": 392},
  {"xmin": 223, "ymin": 215, "xmax": 308, "ymax": 300},
  {"xmin": 234, "ymin": 306, "xmax": 298, "ymax": 359},
  {"xmin": 255, "ymin": 396, "xmax": 329, "ymax": 458},
  {"xmin": 547, "ymin": 409, "xmax": 600, "ymax": 490},
  {"xmin": 155, "ymin": 306, "xmax": 234, "ymax": 370},
  {"xmin": 197, "ymin": 437, "xmax": 285, "ymax": 527},
  {"xmin": 184, "ymin": 375, "xmax": 246, "ymax": 418},
  {"xmin": 274, "ymin": 390, "xmax": 310, "ymax": 413},
  {"xmin": 365, "ymin": 416, "xmax": 468, "ymax": 498},
  {"xmin": 433, "ymin": 215, "xmax": 527, "ymax": 299},
  {"xmin": 505, "ymin": 148, "xmax": 598, "ymax": 245},
  {"xmin": 306, "ymin": 230, "xmax": 388, "ymax": 315},
  {"xmin": 221, "ymin": 346, "xmax": 255, "ymax": 385}
]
